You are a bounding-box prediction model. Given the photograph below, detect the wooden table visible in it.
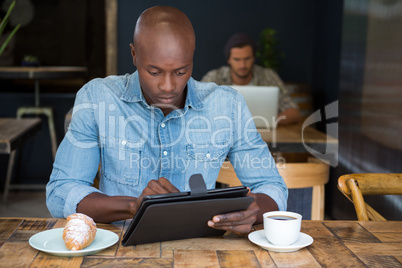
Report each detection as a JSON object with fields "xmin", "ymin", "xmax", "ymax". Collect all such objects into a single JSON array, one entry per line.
[
  {"xmin": 258, "ymin": 123, "xmax": 338, "ymax": 153},
  {"xmin": 0, "ymin": 66, "xmax": 87, "ymax": 106},
  {"xmin": 0, "ymin": 66, "xmax": 88, "ymax": 79},
  {"xmin": 0, "ymin": 118, "xmax": 41, "ymax": 154},
  {"xmin": 1, "ymin": 218, "xmax": 401, "ymax": 267},
  {"xmin": 0, "ymin": 118, "xmax": 42, "ymax": 202},
  {"xmin": 0, "ymin": 66, "xmax": 87, "ymax": 159}
]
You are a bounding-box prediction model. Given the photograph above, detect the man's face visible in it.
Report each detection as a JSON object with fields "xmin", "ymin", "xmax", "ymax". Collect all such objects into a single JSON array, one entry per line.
[
  {"xmin": 227, "ymin": 45, "xmax": 255, "ymax": 79},
  {"xmin": 130, "ymin": 34, "xmax": 194, "ymax": 114}
]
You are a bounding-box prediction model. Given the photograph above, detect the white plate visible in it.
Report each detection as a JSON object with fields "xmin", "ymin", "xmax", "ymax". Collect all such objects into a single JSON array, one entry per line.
[
  {"xmin": 29, "ymin": 228, "xmax": 119, "ymax": 257},
  {"xmin": 248, "ymin": 230, "xmax": 313, "ymax": 253}
]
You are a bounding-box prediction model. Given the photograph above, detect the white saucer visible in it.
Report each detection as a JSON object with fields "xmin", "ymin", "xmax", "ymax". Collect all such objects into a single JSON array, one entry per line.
[
  {"xmin": 29, "ymin": 228, "xmax": 119, "ymax": 257},
  {"xmin": 248, "ymin": 230, "xmax": 313, "ymax": 253}
]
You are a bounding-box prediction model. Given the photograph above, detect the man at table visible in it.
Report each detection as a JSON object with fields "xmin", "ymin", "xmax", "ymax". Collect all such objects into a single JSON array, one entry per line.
[
  {"xmin": 201, "ymin": 33, "xmax": 301, "ymax": 126},
  {"xmin": 46, "ymin": 6, "xmax": 287, "ymax": 234}
]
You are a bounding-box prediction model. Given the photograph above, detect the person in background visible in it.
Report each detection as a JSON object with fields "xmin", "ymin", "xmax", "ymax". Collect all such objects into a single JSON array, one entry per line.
[
  {"xmin": 201, "ymin": 32, "xmax": 301, "ymax": 126},
  {"xmin": 46, "ymin": 6, "xmax": 287, "ymax": 234}
]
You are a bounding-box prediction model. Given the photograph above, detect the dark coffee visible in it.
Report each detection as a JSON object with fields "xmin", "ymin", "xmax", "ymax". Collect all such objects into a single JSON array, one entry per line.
[{"xmin": 267, "ymin": 215, "xmax": 297, "ymax": 220}]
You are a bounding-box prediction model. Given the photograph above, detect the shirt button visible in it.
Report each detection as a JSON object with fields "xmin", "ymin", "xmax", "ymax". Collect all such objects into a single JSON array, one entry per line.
[
  {"xmin": 121, "ymin": 140, "xmax": 127, "ymax": 145},
  {"xmin": 163, "ymin": 151, "xmax": 168, "ymax": 156},
  {"xmin": 161, "ymin": 123, "xmax": 165, "ymax": 128},
  {"xmin": 206, "ymin": 153, "xmax": 211, "ymax": 158}
]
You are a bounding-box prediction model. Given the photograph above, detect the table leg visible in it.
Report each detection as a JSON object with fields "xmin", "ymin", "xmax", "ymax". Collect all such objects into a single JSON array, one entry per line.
[
  {"xmin": 43, "ymin": 108, "xmax": 57, "ymax": 159},
  {"xmin": 34, "ymin": 80, "xmax": 40, "ymax": 107},
  {"xmin": 2, "ymin": 150, "xmax": 17, "ymax": 203}
]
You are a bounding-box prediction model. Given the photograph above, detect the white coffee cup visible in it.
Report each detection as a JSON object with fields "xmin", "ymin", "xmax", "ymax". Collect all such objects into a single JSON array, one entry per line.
[{"xmin": 263, "ymin": 211, "xmax": 302, "ymax": 246}]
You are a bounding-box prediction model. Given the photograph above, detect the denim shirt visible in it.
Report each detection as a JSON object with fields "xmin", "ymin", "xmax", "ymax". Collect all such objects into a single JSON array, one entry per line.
[{"xmin": 46, "ymin": 72, "xmax": 288, "ymax": 218}]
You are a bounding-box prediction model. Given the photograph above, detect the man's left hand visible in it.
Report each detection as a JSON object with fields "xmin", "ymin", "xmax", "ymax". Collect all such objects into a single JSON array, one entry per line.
[{"xmin": 207, "ymin": 192, "xmax": 260, "ymax": 233}]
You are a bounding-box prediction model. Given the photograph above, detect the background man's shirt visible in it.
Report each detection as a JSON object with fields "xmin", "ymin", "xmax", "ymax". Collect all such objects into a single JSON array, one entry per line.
[{"xmin": 201, "ymin": 65, "xmax": 298, "ymax": 113}]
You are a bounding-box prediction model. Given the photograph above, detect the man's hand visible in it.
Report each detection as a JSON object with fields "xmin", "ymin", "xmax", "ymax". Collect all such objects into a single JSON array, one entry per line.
[
  {"xmin": 77, "ymin": 177, "xmax": 180, "ymax": 223},
  {"xmin": 207, "ymin": 192, "xmax": 259, "ymax": 233},
  {"xmin": 135, "ymin": 177, "xmax": 180, "ymax": 212},
  {"xmin": 277, "ymin": 108, "xmax": 301, "ymax": 126},
  {"xmin": 207, "ymin": 192, "xmax": 279, "ymax": 233}
]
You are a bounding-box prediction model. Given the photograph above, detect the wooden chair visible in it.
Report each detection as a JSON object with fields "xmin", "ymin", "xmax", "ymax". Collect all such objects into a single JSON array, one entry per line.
[
  {"xmin": 216, "ymin": 160, "xmax": 330, "ymax": 220},
  {"xmin": 337, "ymin": 173, "xmax": 402, "ymax": 221}
]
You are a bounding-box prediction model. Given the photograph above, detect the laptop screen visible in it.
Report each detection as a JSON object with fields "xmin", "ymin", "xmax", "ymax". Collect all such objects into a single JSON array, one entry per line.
[{"xmin": 230, "ymin": 85, "xmax": 279, "ymax": 129}]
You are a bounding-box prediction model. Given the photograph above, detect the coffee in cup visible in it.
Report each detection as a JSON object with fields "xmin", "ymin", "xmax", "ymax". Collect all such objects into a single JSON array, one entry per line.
[{"xmin": 263, "ymin": 211, "xmax": 302, "ymax": 246}]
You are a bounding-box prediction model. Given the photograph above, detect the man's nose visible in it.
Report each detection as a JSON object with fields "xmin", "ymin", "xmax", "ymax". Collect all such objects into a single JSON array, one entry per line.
[
  {"xmin": 240, "ymin": 60, "xmax": 247, "ymax": 68},
  {"xmin": 159, "ymin": 73, "xmax": 175, "ymax": 91}
]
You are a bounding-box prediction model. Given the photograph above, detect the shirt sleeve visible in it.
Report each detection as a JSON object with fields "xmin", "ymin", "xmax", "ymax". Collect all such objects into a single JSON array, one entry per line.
[
  {"xmin": 200, "ymin": 70, "xmax": 217, "ymax": 83},
  {"xmin": 200, "ymin": 67, "xmax": 230, "ymax": 85},
  {"xmin": 228, "ymin": 92, "xmax": 288, "ymax": 211},
  {"xmin": 46, "ymin": 85, "xmax": 102, "ymax": 218}
]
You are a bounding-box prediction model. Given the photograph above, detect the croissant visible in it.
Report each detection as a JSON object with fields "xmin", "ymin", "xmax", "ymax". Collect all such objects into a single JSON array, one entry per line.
[{"xmin": 63, "ymin": 213, "xmax": 97, "ymax": 251}]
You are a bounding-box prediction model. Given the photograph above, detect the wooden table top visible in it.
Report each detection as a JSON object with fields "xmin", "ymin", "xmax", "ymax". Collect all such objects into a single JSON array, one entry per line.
[
  {"xmin": 258, "ymin": 123, "xmax": 338, "ymax": 153},
  {"xmin": 0, "ymin": 118, "xmax": 41, "ymax": 154},
  {"xmin": 0, "ymin": 66, "xmax": 87, "ymax": 80},
  {"xmin": 1, "ymin": 218, "xmax": 401, "ymax": 267}
]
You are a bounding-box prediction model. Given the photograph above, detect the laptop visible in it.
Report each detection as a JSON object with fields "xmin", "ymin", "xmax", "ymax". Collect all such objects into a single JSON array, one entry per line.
[{"xmin": 230, "ymin": 85, "xmax": 279, "ymax": 129}]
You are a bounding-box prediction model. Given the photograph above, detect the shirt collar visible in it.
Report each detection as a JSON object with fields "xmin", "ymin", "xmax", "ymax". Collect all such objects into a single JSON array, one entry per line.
[
  {"xmin": 120, "ymin": 72, "xmax": 143, "ymax": 103},
  {"xmin": 185, "ymin": 77, "xmax": 203, "ymax": 110},
  {"xmin": 120, "ymin": 71, "xmax": 204, "ymax": 111}
]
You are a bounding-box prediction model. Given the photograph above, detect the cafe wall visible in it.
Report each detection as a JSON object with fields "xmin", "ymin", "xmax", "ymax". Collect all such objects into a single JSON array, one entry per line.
[
  {"xmin": 328, "ymin": 0, "xmax": 402, "ymax": 220},
  {"xmin": 117, "ymin": 0, "xmax": 317, "ymax": 83},
  {"xmin": 0, "ymin": 0, "xmax": 105, "ymax": 186},
  {"xmin": 0, "ymin": 0, "xmax": 105, "ymax": 79},
  {"xmin": 0, "ymin": 1, "xmax": 343, "ymax": 192}
]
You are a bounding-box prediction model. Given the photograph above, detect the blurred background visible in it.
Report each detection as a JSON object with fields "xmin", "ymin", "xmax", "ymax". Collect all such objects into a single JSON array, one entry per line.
[{"xmin": 0, "ymin": 0, "xmax": 401, "ymax": 220}]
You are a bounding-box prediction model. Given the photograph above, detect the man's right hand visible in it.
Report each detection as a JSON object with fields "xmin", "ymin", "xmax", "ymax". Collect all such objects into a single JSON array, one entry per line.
[
  {"xmin": 77, "ymin": 177, "xmax": 179, "ymax": 223},
  {"xmin": 135, "ymin": 177, "xmax": 180, "ymax": 212}
]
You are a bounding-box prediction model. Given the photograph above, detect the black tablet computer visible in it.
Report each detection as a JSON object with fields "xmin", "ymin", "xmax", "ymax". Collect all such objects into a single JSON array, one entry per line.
[{"xmin": 122, "ymin": 174, "xmax": 254, "ymax": 246}]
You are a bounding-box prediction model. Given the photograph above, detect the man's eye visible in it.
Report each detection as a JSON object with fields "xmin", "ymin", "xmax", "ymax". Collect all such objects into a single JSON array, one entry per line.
[
  {"xmin": 176, "ymin": 71, "xmax": 186, "ymax": 76},
  {"xmin": 148, "ymin": 70, "xmax": 159, "ymax": 76}
]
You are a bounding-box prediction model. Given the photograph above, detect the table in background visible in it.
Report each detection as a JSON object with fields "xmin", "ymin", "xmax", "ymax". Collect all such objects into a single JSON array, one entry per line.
[
  {"xmin": 0, "ymin": 118, "xmax": 41, "ymax": 202},
  {"xmin": 258, "ymin": 123, "xmax": 338, "ymax": 153},
  {"xmin": 1, "ymin": 218, "xmax": 401, "ymax": 267},
  {"xmin": 0, "ymin": 66, "xmax": 87, "ymax": 159}
]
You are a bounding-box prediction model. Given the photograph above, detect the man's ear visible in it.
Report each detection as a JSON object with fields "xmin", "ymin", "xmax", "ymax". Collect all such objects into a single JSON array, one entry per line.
[
  {"xmin": 227, "ymin": 58, "xmax": 232, "ymax": 67},
  {"xmin": 226, "ymin": 54, "xmax": 232, "ymax": 66},
  {"xmin": 129, "ymin": 43, "xmax": 137, "ymax": 66}
]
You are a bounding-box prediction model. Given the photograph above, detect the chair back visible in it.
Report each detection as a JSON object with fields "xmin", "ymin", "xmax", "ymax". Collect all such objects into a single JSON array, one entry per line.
[
  {"xmin": 216, "ymin": 160, "xmax": 330, "ymax": 220},
  {"xmin": 337, "ymin": 173, "xmax": 402, "ymax": 221}
]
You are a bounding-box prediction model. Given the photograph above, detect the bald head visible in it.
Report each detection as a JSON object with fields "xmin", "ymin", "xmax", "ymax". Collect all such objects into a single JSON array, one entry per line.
[
  {"xmin": 133, "ymin": 6, "xmax": 195, "ymax": 49},
  {"xmin": 129, "ymin": 6, "xmax": 195, "ymax": 116}
]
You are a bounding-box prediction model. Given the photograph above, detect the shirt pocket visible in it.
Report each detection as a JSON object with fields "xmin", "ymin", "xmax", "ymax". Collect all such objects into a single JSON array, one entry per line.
[
  {"xmin": 102, "ymin": 136, "xmax": 144, "ymax": 187},
  {"xmin": 186, "ymin": 142, "xmax": 228, "ymax": 162}
]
